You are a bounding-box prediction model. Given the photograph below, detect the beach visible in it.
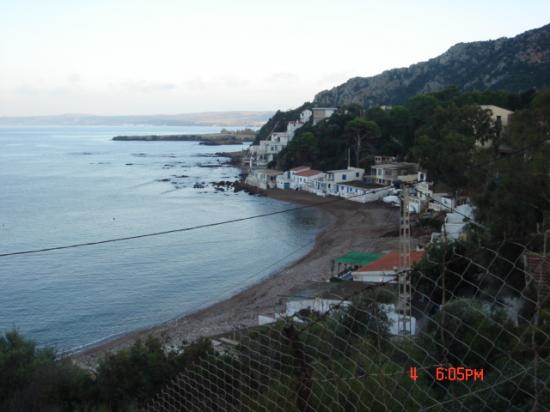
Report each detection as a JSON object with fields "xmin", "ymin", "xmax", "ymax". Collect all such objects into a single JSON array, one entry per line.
[{"xmin": 72, "ymin": 189, "xmax": 400, "ymax": 368}]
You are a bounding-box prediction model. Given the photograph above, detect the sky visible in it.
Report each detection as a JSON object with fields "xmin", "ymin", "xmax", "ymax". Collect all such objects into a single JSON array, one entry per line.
[{"xmin": 0, "ymin": 0, "xmax": 549, "ymax": 116}]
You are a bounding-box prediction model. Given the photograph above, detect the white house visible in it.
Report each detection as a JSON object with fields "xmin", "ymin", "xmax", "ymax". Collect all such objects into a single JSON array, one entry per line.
[
  {"xmin": 291, "ymin": 169, "xmax": 324, "ymax": 191},
  {"xmin": 282, "ymin": 281, "xmax": 369, "ymax": 317},
  {"xmin": 380, "ymin": 304, "xmax": 417, "ymax": 335},
  {"xmin": 245, "ymin": 169, "xmax": 282, "ymax": 190},
  {"xmin": 333, "ymin": 181, "xmax": 392, "ymax": 203},
  {"xmin": 442, "ymin": 203, "xmax": 474, "ymax": 240},
  {"xmin": 258, "ymin": 281, "xmax": 415, "ymax": 335},
  {"xmin": 429, "ymin": 193, "xmax": 456, "ymax": 212},
  {"xmin": 275, "ymin": 166, "xmax": 310, "ymax": 190},
  {"xmin": 481, "ymin": 105, "xmax": 513, "ymax": 127}
]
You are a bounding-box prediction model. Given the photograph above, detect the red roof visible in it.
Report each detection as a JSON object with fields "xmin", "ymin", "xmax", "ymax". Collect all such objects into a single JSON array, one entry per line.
[
  {"xmin": 291, "ymin": 166, "xmax": 310, "ymax": 172},
  {"xmin": 295, "ymin": 169, "xmax": 323, "ymax": 177},
  {"xmin": 355, "ymin": 250, "xmax": 425, "ymax": 273}
]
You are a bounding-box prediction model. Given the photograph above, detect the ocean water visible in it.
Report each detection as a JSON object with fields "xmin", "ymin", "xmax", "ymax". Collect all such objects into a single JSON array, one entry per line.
[{"xmin": 0, "ymin": 126, "xmax": 324, "ymax": 352}]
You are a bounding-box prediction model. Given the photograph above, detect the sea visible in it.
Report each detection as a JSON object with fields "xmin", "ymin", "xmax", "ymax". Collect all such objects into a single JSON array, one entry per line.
[{"xmin": 0, "ymin": 126, "xmax": 325, "ymax": 352}]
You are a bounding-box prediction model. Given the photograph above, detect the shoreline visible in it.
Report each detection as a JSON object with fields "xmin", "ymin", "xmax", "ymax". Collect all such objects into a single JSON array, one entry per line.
[{"xmin": 72, "ymin": 189, "xmax": 400, "ymax": 368}]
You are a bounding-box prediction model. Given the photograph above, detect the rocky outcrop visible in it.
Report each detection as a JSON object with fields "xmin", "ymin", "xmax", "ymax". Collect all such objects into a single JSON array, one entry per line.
[
  {"xmin": 314, "ymin": 23, "xmax": 550, "ymax": 108},
  {"xmin": 113, "ymin": 133, "xmax": 255, "ymax": 145}
]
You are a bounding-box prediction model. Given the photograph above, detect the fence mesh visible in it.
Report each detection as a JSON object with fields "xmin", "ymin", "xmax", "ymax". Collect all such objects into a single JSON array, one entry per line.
[{"xmin": 144, "ymin": 233, "xmax": 550, "ymax": 411}]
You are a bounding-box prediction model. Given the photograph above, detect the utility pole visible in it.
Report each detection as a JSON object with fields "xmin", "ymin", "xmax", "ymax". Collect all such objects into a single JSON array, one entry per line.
[{"xmin": 398, "ymin": 184, "xmax": 412, "ymax": 335}]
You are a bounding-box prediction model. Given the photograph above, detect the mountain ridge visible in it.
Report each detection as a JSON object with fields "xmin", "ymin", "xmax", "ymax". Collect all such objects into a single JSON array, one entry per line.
[{"xmin": 314, "ymin": 23, "xmax": 550, "ymax": 108}]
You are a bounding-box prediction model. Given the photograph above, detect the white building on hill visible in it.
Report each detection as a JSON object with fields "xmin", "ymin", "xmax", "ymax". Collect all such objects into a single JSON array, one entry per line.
[{"xmin": 249, "ymin": 109, "xmax": 312, "ymax": 168}]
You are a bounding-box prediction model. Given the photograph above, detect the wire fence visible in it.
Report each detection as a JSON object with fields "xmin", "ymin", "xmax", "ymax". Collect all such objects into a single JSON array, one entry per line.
[{"xmin": 144, "ymin": 234, "xmax": 550, "ymax": 411}]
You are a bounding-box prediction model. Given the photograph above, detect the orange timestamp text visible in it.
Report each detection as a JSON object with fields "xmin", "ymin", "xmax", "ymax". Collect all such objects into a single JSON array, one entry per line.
[{"xmin": 409, "ymin": 366, "xmax": 484, "ymax": 381}]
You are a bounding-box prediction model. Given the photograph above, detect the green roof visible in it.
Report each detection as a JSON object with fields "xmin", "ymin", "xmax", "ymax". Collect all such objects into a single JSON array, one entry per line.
[{"xmin": 335, "ymin": 251, "xmax": 383, "ymax": 265}]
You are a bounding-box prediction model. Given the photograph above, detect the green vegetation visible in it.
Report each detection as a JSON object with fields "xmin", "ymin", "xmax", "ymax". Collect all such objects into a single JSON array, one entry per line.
[
  {"xmin": 276, "ymin": 88, "xmax": 537, "ymax": 172},
  {"xmin": 129, "ymin": 286, "xmax": 549, "ymax": 411},
  {"xmin": 0, "ymin": 330, "xmax": 210, "ymax": 411}
]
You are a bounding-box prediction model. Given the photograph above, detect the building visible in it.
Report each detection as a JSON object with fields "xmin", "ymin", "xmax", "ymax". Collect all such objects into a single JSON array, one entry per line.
[
  {"xmin": 409, "ymin": 174, "xmax": 432, "ymax": 213},
  {"xmin": 477, "ymin": 105, "xmax": 514, "ymax": 148},
  {"xmin": 442, "ymin": 203, "xmax": 474, "ymax": 240},
  {"xmin": 312, "ymin": 107, "xmax": 337, "ymax": 125},
  {"xmin": 428, "ymin": 193, "xmax": 455, "ymax": 212},
  {"xmin": 369, "ymin": 162, "xmax": 419, "ymax": 185},
  {"xmin": 249, "ymin": 109, "xmax": 312, "ymax": 168},
  {"xmin": 244, "ymin": 169, "xmax": 282, "ymax": 190},
  {"xmin": 315, "ymin": 167, "xmax": 365, "ymax": 196},
  {"xmin": 325, "ymin": 167, "xmax": 364, "ymax": 184},
  {"xmin": 374, "ymin": 155, "xmax": 397, "ymax": 165},
  {"xmin": 352, "ymin": 250, "xmax": 425, "ymax": 283},
  {"xmin": 292, "ymin": 169, "xmax": 324, "ymax": 191},
  {"xmin": 259, "ymin": 280, "xmax": 415, "ymax": 335},
  {"xmin": 481, "ymin": 105, "xmax": 514, "ymax": 127},
  {"xmin": 332, "ymin": 181, "xmax": 392, "ymax": 203},
  {"xmin": 277, "ymin": 166, "xmax": 311, "ymax": 190}
]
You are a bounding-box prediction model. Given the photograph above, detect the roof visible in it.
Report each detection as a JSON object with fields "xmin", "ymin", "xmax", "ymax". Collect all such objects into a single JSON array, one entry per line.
[
  {"xmin": 335, "ymin": 251, "xmax": 383, "ymax": 265},
  {"xmin": 372, "ymin": 162, "xmax": 418, "ymax": 170},
  {"xmin": 290, "ymin": 166, "xmax": 310, "ymax": 172},
  {"xmin": 295, "ymin": 169, "xmax": 323, "ymax": 177},
  {"xmin": 480, "ymin": 105, "xmax": 514, "ymax": 115},
  {"xmin": 327, "ymin": 167, "xmax": 364, "ymax": 173},
  {"xmin": 284, "ymin": 281, "xmax": 372, "ymax": 301},
  {"xmin": 355, "ymin": 250, "xmax": 425, "ymax": 273}
]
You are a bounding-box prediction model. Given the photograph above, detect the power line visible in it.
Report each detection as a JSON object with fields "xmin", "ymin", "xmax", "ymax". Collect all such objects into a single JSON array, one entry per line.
[{"xmin": 0, "ymin": 189, "xmax": 388, "ymax": 258}]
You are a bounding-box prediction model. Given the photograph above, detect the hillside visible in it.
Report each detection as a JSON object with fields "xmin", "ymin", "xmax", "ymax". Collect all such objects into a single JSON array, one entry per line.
[{"xmin": 314, "ymin": 23, "xmax": 550, "ymax": 108}]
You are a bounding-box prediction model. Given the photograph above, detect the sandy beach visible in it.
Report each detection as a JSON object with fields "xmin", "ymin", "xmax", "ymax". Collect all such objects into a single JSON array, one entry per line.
[{"xmin": 72, "ymin": 190, "xmax": 400, "ymax": 368}]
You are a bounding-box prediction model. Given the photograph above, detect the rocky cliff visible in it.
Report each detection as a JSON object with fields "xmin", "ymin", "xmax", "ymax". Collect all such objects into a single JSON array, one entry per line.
[{"xmin": 314, "ymin": 23, "xmax": 550, "ymax": 108}]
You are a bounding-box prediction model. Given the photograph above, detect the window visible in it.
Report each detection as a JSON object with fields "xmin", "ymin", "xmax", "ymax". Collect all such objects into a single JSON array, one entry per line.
[
  {"xmin": 356, "ymin": 172, "xmax": 359, "ymax": 177},
  {"xmin": 342, "ymin": 174, "xmax": 347, "ymax": 180}
]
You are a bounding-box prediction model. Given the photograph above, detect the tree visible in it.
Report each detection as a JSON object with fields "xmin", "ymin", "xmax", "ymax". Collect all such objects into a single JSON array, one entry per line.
[
  {"xmin": 474, "ymin": 91, "xmax": 550, "ymax": 241},
  {"xmin": 283, "ymin": 132, "xmax": 319, "ymax": 167},
  {"xmin": 345, "ymin": 117, "xmax": 381, "ymax": 167},
  {"xmin": 0, "ymin": 329, "xmax": 91, "ymax": 411},
  {"xmin": 419, "ymin": 299, "xmax": 518, "ymax": 369}
]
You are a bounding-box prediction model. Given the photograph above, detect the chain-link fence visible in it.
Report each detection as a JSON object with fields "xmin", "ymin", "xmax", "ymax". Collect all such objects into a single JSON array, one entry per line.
[{"xmin": 144, "ymin": 234, "xmax": 550, "ymax": 411}]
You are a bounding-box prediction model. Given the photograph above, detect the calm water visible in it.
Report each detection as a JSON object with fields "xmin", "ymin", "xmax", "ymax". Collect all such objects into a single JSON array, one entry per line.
[{"xmin": 0, "ymin": 126, "xmax": 324, "ymax": 351}]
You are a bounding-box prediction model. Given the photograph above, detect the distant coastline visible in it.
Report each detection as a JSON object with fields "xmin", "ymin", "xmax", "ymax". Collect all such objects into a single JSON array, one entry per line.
[
  {"xmin": 113, "ymin": 132, "xmax": 255, "ymax": 145},
  {"xmin": 0, "ymin": 111, "xmax": 271, "ymax": 127}
]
